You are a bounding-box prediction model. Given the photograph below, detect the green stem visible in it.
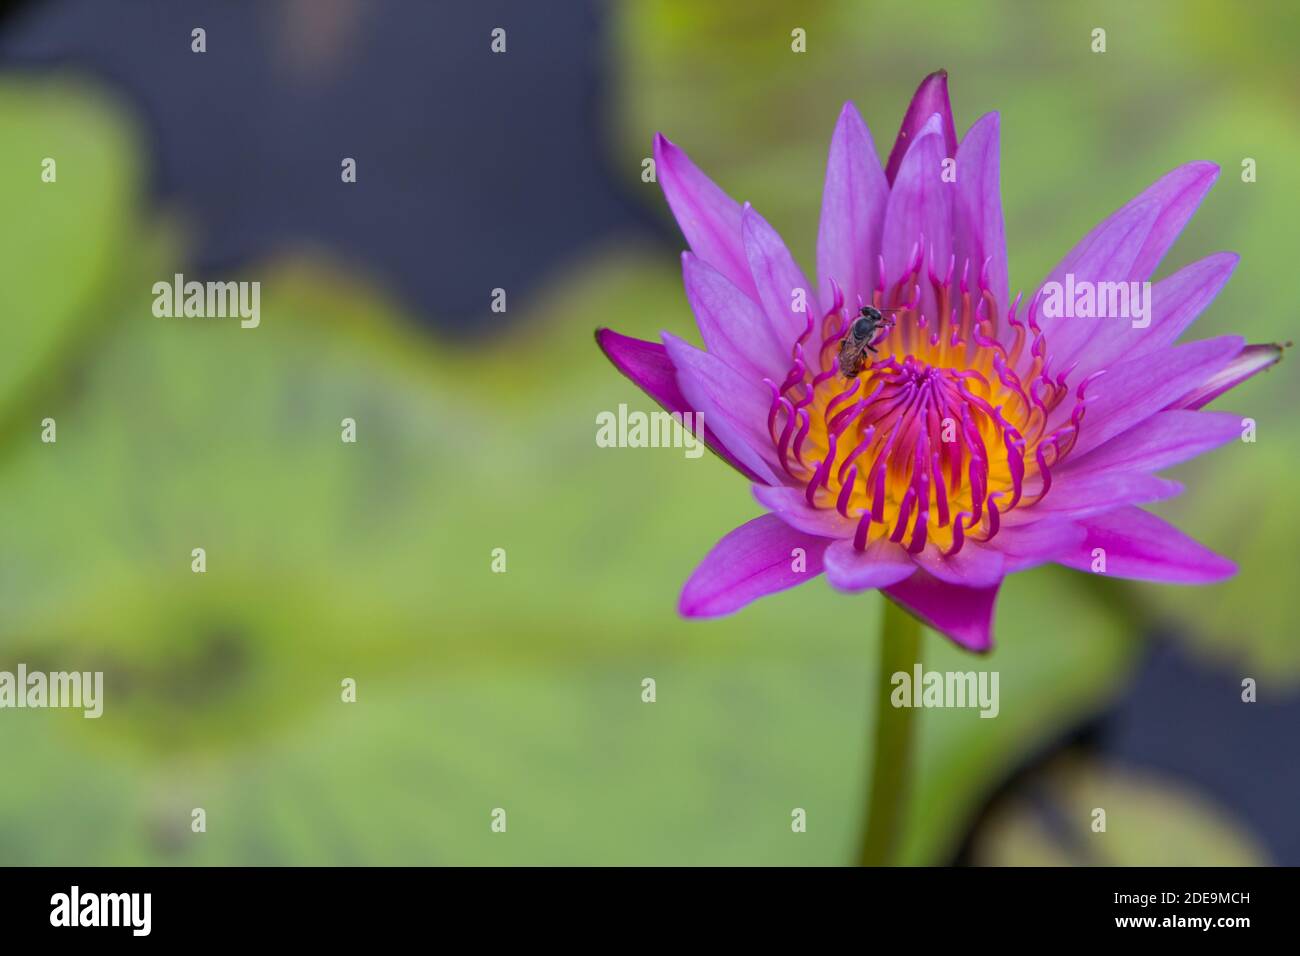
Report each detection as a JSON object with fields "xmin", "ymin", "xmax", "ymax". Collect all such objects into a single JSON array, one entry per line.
[{"xmin": 858, "ymin": 596, "xmax": 922, "ymax": 866}]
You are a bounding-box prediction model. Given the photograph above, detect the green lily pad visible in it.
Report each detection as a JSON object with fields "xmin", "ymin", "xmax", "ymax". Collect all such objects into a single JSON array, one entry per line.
[
  {"xmin": 0, "ymin": 78, "xmax": 146, "ymax": 422},
  {"xmin": 970, "ymin": 756, "xmax": 1269, "ymax": 866}
]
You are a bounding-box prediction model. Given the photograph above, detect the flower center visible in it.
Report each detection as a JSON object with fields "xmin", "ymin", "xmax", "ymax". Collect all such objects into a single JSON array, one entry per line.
[{"xmin": 764, "ymin": 256, "xmax": 1094, "ymax": 555}]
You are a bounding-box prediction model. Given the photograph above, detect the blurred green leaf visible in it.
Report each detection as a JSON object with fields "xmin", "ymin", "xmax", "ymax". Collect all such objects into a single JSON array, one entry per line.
[
  {"xmin": 971, "ymin": 756, "xmax": 1269, "ymax": 866},
  {"xmin": 1138, "ymin": 434, "xmax": 1300, "ymax": 682},
  {"xmin": 0, "ymin": 79, "xmax": 146, "ymax": 425}
]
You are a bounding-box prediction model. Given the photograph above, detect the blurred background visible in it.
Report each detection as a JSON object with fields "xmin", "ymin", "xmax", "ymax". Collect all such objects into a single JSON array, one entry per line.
[{"xmin": 0, "ymin": 0, "xmax": 1296, "ymax": 865}]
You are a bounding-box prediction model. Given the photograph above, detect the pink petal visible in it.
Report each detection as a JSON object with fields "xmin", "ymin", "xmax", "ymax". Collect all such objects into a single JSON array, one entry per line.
[
  {"xmin": 1054, "ymin": 506, "xmax": 1235, "ymax": 583},
  {"xmin": 881, "ymin": 114, "xmax": 953, "ymax": 319},
  {"xmin": 883, "ymin": 571, "xmax": 1000, "ymax": 652},
  {"xmin": 662, "ymin": 332, "xmax": 782, "ymax": 484},
  {"xmin": 1048, "ymin": 162, "xmax": 1217, "ymax": 285},
  {"xmin": 1043, "ymin": 198, "xmax": 1158, "ymax": 287},
  {"xmin": 1019, "ymin": 473, "xmax": 1182, "ymax": 520},
  {"xmin": 1166, "ymin": 343, "xmax": 1284, "ymax": 410},
  {"xmin": 1035, "ymin": 200, "xmax": 1161, "ymax": 373},
  {"xmin": 990, "ymin": 519, "xmax": 1087, "ymax": 573},
  {"xmin": 1066, "ymin": 252, "xmax": 1238, "ymax": 379},
  {"xmin": 595, "ymin": 328, "xmax": 767, "ymax": 483},
  {"xmin": 683, "ymin": 252, "xmax": 786, "ymax": 382},
  {"xmin": 912, "ymin": 537, "xmax": 1005, "ymax": 588},
  {"xmin": 654, "ymin": 133, "xmax": 756, "ymax": 299},
  {"xmin": 953, "ymin": 111, "xmax": 1009, "ymax": 312},
  {"xmin": 752, "ymin": 484, "xmax": 857, "ymax": 538},
  {"xmin": 679, "ymin": 514, "xmax": 829, "ymax": 617},
  {"xmin": 1068, "ymin": 336, "xmax": 1244, "ymax": 459},
  {"xmin": 741, "ymin": 203, "xmax": 818, "ymax": 351},
  {"xmin": 823, "ymin": 537, "xmax": 916, "ymax": 592},
  {"xmin": 1036, "ymin": 162, "xmax": 1220, "ymax": 374},
  {"xmin": 884, "ymin": 70, "xmax": 958, "ymax": 186},
  {"xmin": 1058, "ymin": 409, "xmax": 1243, "ymax": 478},
  {"xmin": 816, "ymin": 102, "xmax": 889, "ymax": 308},
  {"xmin": 1126, "ymin": 162, "xmax": 1220, "ymax": 281},
  {"xmin": 1138, "ymin": 252, "xmax": 1239, "ymax": 353}
]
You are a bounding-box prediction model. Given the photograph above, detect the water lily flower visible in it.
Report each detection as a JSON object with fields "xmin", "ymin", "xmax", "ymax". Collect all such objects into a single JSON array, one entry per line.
[{"xmin": 596, "ymin": 70, "xmax": 1280, "ymax": 653}]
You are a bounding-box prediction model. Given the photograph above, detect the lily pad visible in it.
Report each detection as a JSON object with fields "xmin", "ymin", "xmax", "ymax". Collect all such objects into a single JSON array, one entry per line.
[
  {"xmin": 970, "ymin": 756, "xmax": 1269, "ymax": 866},
  {"xmin": 0, "ymin": 78, "xmax": 146, "ymax": 421}
]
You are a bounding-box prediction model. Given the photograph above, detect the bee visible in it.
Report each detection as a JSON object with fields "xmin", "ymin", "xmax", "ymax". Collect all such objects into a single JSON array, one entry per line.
[{"xmin": 837, "ymin": 306, "xmax": 900, "ymax": 378}]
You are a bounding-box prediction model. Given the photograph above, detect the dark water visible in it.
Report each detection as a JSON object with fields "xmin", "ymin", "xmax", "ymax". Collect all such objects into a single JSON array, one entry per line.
[{"xmin": 0, "ymin": 0, "xmax": 661, "ymax": 335}]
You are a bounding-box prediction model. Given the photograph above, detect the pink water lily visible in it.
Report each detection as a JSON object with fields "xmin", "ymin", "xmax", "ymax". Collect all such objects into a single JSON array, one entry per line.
[{"xmin": 596, "ymin": 70, "xmax": 1280, "ymax": 652}]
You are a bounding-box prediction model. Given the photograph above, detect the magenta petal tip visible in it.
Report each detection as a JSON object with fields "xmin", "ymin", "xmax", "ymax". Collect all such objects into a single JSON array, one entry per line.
[{"xmin": 885, "ymin": 69, "xmax": 958, "ymax": 185}]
